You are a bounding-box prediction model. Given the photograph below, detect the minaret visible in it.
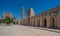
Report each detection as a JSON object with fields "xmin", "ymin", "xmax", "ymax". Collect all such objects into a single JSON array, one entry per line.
[
  {"xmin": 27, "ymin": 8, "xmax": 34, "ymax": 18},
  {"xmin": 30, "ymin": 8, "xmax": 34, "ymax": 17},
  {"xmin": 22, "ymin": 7, "xmax": 24, "ymax": 21}
]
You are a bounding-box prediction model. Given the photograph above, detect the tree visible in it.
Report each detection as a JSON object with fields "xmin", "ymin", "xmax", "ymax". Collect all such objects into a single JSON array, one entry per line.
[
  {"xmin": 0, "ymin": 20, "xmax": 1, "ymax": 24},
  {"xmin": 2, "ymin": 16, "xmax": 14, "ymax": 25}
]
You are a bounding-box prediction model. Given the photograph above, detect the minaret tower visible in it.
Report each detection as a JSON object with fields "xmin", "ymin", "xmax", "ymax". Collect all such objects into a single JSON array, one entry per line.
[
  {"xmin": 27, "ymin": 8, "xmax": 34, "ymax": 18},
  {"xmin": 22, "ymin": 7, "xmax": 24, "ymax": 21}
]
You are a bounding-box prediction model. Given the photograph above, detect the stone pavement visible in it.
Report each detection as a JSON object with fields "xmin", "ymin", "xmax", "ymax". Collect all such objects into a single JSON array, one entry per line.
[{"xmin": 0, "ymin": 25, "xmax": 60, "ymax": 36}]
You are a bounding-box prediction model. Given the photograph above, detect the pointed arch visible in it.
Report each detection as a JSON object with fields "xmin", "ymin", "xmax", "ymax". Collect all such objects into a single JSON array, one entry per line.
[
  {"xmin": 43, "ymin": 18, "xmax": 47, "ymax": 27},
  {"xmin": 50, "ymin": 17, "xmax": 57, "ymax": 28}
]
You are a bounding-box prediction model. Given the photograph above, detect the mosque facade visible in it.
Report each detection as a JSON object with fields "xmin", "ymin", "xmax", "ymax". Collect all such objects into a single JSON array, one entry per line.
[
  {"xmin": 1, "ymin": 12, "xmax": 20, "ymax": 25},
  {"xmin": 21, "ymin": 6, "xmax": 60, "ymax": 29}
]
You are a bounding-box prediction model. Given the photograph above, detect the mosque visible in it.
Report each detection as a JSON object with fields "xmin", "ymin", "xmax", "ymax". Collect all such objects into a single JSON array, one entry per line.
[
  {"xmin": 0, "ymin": 12, "xmax": 20, "ymax": 25},
  {"xmin": 0, "ymin": 6, "xmax": 60, "ymax": 29},
  {"xmin": 21, "ymin": 6, "xmax": 60, "ymax": 29}
]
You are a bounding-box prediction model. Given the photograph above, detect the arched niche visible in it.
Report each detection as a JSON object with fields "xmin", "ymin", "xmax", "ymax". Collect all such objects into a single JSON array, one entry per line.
[
  {"xmin": 50, "ymin": 15, "xmax": 57, "ymax": 28},
  {"xmin": 17, "ymin": 22, "xmax": 18, "ymax": 24},
  {"xmin": 43, "ymin": 18, "xmax": 47, "ymax": 27},
  {"xmin": 13, "ymin": 21, "xmax": 15, "ymax": 25}
]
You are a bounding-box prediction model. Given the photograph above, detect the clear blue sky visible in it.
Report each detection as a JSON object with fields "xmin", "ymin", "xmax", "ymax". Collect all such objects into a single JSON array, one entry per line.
[{"xmin": 0, "ymin": 0, "xmax": 60, "ymax": 20}]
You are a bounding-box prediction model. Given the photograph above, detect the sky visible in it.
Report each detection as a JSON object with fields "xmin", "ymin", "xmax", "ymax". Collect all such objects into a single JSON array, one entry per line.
[{"xmin": 0, "ymin": 0, "xmax": 60, "ymax": 20}]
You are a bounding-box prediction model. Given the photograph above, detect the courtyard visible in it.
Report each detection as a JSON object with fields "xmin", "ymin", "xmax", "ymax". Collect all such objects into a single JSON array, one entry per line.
[{"xmin": 0, "ymin": 25, "xmax": 60, "ymax": 36}]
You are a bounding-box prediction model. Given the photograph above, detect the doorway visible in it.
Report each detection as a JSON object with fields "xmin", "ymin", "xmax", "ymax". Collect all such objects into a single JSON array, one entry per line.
[
  {"xmin": 14, "ymin": 21, "xmax": 15, "ymax": 24},
  {"xmin": 51, "ymin": 18, "xmax": 55, "ymax": 28},
  {"xmin": 17, "ymin": 22, "xmax": 18, "ymax": 24},
  {"xmin": 37, "ymin": 19, "xmax": 40, "ymax": 27},
  {"xmin": 43, "ymin": 18, "xmax": 47, "ymax": 27}
]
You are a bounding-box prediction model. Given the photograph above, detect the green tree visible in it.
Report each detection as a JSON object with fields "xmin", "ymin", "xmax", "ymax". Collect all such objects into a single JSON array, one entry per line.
[
  {"xmin": 2, "ymin": 16, "xmax": 14, "ymax": 25},
  {"xmin": 0, "ymin": 21, "xmax": 1, "ymax": 24}
]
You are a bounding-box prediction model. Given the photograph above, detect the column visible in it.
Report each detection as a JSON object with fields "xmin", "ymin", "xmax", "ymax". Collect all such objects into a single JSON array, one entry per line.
[
  {"xmin": 39, "ymin": 17, "xmax": 40, "ymax": 27},
  {"xmin": 56, "ymin": 11, "xmax": 60, "ymax": 28},
  {"xmin": 30, "ymin": 19, "xmax": 32, "ymax": 26},
  {"xmin": 26, "ymin": 19, "xmax": 28, "ymax": 26},
  {"xmin": 47, "ymin": 14, "xmax": 51, "ymax": 27},
  {"xmin": 30, "ymin": 20, "xmax": 31, "ymax": 26},
  {"xmin": 33, "ymin": 19, "xmax": 34, "ymax": 26},
  {"xmin": 35, "ymin": 18, "xmax": 37, "ymax": 26},
  {"xmin": 31, "ymin": 20, "xmax": 32, "ymax": 26},
  {"xmin": 40, "ymin": 17, "xmax": 43, "ymax": 27},
  {"xmin": 32, "ymin": 19, "xmax": 34, "ymax": 26},
  {"xmin": 53, "ymin": 16, "xmax": 57, "ymax": 28}
]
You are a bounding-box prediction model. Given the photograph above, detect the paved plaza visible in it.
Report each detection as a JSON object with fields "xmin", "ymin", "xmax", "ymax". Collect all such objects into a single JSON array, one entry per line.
[{"xmin": 0, "ymin": 25, "xmax": 60, "ymax": 36}]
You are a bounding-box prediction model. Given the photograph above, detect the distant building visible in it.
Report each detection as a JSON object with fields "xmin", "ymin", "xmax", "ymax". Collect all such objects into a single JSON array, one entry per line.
[
  {"xmin": 0, "ymin": 12, "xmax": 20, "ymax": 25},
  {"xmin": 21, "ymin": 6, "xmax": 60, "ymax": 29},
  {"xmin": 3, "ymin": 12, "xmax": 13, "ymax": 19}
]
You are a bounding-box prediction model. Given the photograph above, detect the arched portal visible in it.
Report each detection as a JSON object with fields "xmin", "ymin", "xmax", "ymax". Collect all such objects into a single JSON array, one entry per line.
[
  {"xmin": 17, "ymin": 22, "xmax": 18, "ymax": 24},
  {"xmin": 14, "ymin": 21, "xmax": 15, "ymax": 25},
  {"xmin": 43, "ymin": 18, "xmax": 47, "ymax": 27},
  {"xmin": 51, "ymin": 17, "xmax": 56, "ymax": 28},
  {"xmin": 37, "ymin": 19, "xmax": 40, "ymax": 27}
]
